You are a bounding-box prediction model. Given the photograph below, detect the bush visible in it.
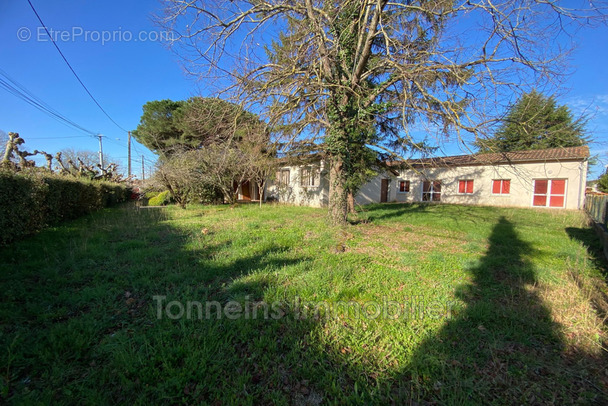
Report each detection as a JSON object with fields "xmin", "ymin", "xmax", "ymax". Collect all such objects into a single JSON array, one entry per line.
[
  {"xmin": 145, "ymin": 191, "xmax": 160, "ymax": 199},
  {"xmin": 148, "ymin": 190, "xmax": 172, "ymax": 206},
  {"xmin": 192, "ymin": 183, "xmax": 225, "ymax": 204},
  {"xmin": 0, "ymin": 170, "xmax": 131, "ymax": 245}
]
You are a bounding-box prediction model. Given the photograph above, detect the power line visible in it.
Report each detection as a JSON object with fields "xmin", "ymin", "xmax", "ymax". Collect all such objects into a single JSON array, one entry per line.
[
  {"xmin": 103, "ymin": 136, "xmax": 157, "ymax": 165},
  {"xmin": 0, "ymin": 69, "xmax": 97, "ymax": 137},
  {"xmin": 20, "ymin": 136, "xmax": 91, "ymax": 140},
  {"xmin": 26, "ymin": 0, "xmax": 129, "ymax": 134}
]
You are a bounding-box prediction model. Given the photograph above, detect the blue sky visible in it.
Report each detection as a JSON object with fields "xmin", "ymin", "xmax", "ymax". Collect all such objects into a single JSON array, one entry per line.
[{"xmin": 1, "ymin": 1, "xmax": 607, "ymax": 178}]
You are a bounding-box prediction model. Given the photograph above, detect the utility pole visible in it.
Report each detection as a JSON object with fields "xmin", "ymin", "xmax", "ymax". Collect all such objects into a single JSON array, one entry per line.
[
  {"xmin": 97, "ymin": 134, "xmax": 104, "ymax": 168},
  {"xmin": 141, "ymin": 155, "xmax": 145, "ymax": 181},
  {"xmin": 127, "ymin": 131, "xmax": 132, "ymax": 177}
]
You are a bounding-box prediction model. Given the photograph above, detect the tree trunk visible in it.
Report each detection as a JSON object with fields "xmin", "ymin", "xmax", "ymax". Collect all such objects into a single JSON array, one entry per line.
[
  {"xmin": 2, "ymin": 132, "xmax": 18, "ymax": 164},
  {"xmin": 347, "ymin": 191, "xmax": 356, "ymax": 214},
  {"xmin": 257, "ymin": 180, "xmax": 265, "ymax": 208},
  {"xmin": 328, "ymin": 155, "xmax": 348, "ymax": 225}
]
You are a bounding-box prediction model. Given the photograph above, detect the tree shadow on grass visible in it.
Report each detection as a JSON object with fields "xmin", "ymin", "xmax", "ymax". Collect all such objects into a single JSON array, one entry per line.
[
  {"xmin": 0, "ymin": 205, "xmax": 315, "ymax": 403},
  {"xmin": 355, "ymin": 202, "xmax": 430, "ymax": 223},
  {"xmin": 401, "ymin": 217, "xmax": 608, "ymax": 404},
  {"xmin": 3, "ymin": 207, "xmax": 607, "ymax": 404},
  {"xmin": 360, "ymin": 202, "xmax": 502, "ymax": 226}
]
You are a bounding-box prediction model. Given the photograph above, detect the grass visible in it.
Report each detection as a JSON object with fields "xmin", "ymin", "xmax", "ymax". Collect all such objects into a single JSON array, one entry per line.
[{"xmin": 1, "ymin": 202, "xmax": 607, "ymax": 404}]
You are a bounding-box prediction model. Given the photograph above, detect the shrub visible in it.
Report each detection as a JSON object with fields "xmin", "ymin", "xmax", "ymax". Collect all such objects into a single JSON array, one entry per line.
[
  {"xmin": 148, "ymin": 190, "xmax": 172, "ymax": 206},
  {"xmin": 0, "ymin": 170, "xmax": 131, "ymax": 245},
  {"xmin": 145, "ymin": 191, "xmax": 160, "ymax": 199}
]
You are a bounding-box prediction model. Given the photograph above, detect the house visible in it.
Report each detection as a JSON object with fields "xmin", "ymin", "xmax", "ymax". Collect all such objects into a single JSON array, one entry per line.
[{"xmin": 266, "ymin": 146, "xmax": 590, "ymax": 210}]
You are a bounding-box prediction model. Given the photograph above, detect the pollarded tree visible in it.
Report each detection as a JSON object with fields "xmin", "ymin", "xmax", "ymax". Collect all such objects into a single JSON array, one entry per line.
[
  {"xmin": 159, "ymin": 0, "xmax": 606, "ymax": 224},
  {"xmin": 475, "ymin": 91, "xmax": 588, "ymax": 153}
]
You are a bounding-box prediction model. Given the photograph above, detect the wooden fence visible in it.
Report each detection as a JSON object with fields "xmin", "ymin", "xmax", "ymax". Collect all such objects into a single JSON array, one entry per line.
[
  {"xmin": 585, "ymin": 195, "xmax": 608, "ymax": 229},
  {"xmin": 584, "ymin": 194, "xmax": 608, "ymax": 260}
]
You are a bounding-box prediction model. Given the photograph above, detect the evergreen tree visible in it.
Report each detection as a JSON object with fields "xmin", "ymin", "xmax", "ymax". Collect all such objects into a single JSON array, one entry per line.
[
  {"xmin": 598, "ymin": 170, "xmax": 608, "ymax": 193},
  {"xmin": 476, "ymin": 91, "xmax": 587, "ymax": 153},
  {"xmin": 132, "ymin": 98, "xmax": 265, "ymax": 157}
]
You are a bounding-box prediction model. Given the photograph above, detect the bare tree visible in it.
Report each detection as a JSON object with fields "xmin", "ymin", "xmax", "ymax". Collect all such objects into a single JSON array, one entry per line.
[
  {"xmin": 154, "ymin": 145, "xmax": 249, "ymax": 207},
  {"xmin": 159, "ymin": 0, "xmax": 606, "ymax": 224},
  {"xmin": 240, "ymin": 130, "xmax": 278, "ymax": 207},
  {"xmin": 153, "ymin": 150, "xmax": 198, "ymax": 208},
  {"xmin": 59, "ymin": 148, "xmax": 112, "ymax": 170}
]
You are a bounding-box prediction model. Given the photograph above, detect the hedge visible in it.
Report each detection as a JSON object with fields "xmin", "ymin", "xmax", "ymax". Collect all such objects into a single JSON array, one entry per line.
[{"xmin": 0, "ymin": 171, "xmax": 131, "ymax": 246}]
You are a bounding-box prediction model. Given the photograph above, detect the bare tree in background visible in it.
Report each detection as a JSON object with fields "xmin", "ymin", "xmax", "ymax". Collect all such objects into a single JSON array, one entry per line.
[
  {"xmin": 159, "ymin": 0, "xmax": 606, "ymax": 224},
  {"xmin": 153, "ymin": 149, "xmax": 199, "ymax": 208},
  {"xmin": 59, "ymin": 148, "xmax": 113, "ymax": 170},
  {"xmin": 154, "ymin": 145, "xmax": 249, "ymax": 207}
]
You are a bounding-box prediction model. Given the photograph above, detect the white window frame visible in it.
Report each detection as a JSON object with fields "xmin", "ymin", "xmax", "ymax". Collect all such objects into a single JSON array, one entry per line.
[
  {"xmin": 300, "ymin": 166, "xmax": 319, "ymax": 188},
  {"xmin": 421, "ymin": 180, "xmax": 441, "ymax": 202},
  {"xmin": 277, "ymin": 169, "xmax": 290, "ymax": 187},
  {"xmin": 491, "ymin": 179, "xmax": 511, "ymax": 196},
  {"xmin": 531, "ymin": 178, "xmax": 567, "ymax": 208},
  {"xmin": 397, "ymin": 179, "xmax": 410, "ymax": 194},
  {"xmin": 457, "ymin": 179, "xmax": 474, "ymax": 195}
]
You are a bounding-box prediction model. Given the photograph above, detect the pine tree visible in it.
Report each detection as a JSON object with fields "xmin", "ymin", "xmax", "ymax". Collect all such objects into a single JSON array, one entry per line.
[
  {"xmin": 598, "ymin": 170, "xmax": 608, "ymax": 193},
  {"xmin": 476, "ymin": 91, "xmax": 587, "ymax": 153}
]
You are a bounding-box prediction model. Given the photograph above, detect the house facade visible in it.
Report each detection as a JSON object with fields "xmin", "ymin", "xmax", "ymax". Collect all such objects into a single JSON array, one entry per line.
[{"xmin": 267, "ymin": 146, "xmax": 589, "ymax": 210}]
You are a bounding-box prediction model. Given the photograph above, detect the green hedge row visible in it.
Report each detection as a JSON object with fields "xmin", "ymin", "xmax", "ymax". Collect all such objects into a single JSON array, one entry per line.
[{"xmin": 0, "ymin": 171, "xmax": 131, "ymax": 246}]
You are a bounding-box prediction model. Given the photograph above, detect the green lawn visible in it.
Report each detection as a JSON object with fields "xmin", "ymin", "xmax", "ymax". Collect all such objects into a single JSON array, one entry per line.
[{"xmin": 1, "ymin": 203, "xmax": 607, "ymax": 404}]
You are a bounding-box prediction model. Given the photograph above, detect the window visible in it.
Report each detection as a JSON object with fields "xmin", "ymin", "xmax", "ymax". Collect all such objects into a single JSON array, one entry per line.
[
  {"xmin": 398, "ymin": 180, "xmax": 410, "ymax": 193},
  {"xmin": 300, "ymin": 167, "xmax": 319, "ymax": 187},
  {"xmin": 276, "ymin": 169, "xmax": 290, "ymax": 186},
  {"xmin": 422, "ymin": 181, "xmax": 441, "ymax": 202},
  {"xmin": 492, "ymin": 179, "xmax": 511, "ymax": 195},
  {"xmin": 533, "ymin": 179, "xmax": 566, "ymax": 208},
  {"xmin": 458, "ymin": 179, "xmax": 474, "ymax": 194}
]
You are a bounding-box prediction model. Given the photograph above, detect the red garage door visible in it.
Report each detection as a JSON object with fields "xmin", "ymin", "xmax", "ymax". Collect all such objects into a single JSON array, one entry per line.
[{"xmin": 533, "ymin": 179, "xmax": 566, "ymax": 208}]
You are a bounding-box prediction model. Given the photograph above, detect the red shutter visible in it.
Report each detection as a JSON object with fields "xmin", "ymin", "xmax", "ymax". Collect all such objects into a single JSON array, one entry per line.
[
  {"xmin": 492, "ymin": 180, "xmax": 500, "ymax": 194},
  {"xmin": 405, "ymin": 181, "xmax": 410, "ymax": 192},
  {"xmin": 551, "ymin": 179, "xmax": 565, "ymax": 195},
  {"xmin": 533, "ymin": 195, "xmax": 547, "ymax": 206},
  {"xmin": 502, "ymin": 180, "xmax": 510, "ymax": 194},
  {"xmin": 466, "ymin": 180, "xmax": 474, "ymax": 194},
  {"xmin": 549, "ymin": 196, "xmax": 564, "ymax": 207},
  {"xmin": 459, "ymin": 180, "xmax": 465, "ymax": 193},
  {"xmin": 534, "ymin": 180, "xmax": 548, "ymax": 194}
]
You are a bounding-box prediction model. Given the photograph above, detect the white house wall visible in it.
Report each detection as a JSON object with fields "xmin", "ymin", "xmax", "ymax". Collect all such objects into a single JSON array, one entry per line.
[
  {"xmin": 392, "ymin": 160, "xmax": 587, "ymax": 210},
  {"xmin": 267, "ymin": 162, "xmax": 329, "ymax": 208},
  {"xmin": 354, "ymin": 173, "xmax": 388, "ymax": 205},
  {"xmin": 267, "ymin": 159, "xmax": 587, "ymax": 210}
]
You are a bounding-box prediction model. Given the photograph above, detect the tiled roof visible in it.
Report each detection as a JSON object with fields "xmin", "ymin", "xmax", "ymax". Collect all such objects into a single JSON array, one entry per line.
[{"xmin": 398, "ymin": 146, "xmax": 589, "ymax": 169}]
